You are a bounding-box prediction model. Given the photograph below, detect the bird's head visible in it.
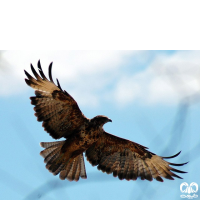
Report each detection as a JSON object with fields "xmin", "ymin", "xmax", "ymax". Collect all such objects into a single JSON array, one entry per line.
[{"xmin": 91, "ymin": 115, "xmax": 112, "ymax": 126}]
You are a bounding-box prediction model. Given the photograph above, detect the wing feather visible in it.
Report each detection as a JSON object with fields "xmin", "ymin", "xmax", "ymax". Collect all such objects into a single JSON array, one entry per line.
[
  {"xmin": 122, "ymin": 155, "xmax": 129, "ymax": 179},
  {"xmin": 25, "ymin": 60, "xmax": 88, "ymax": 139},
  {"xmin": 86, "ymin": 132, "xmax": 188, "ymax": 182},
  {"xmin": 48, "ymin": 62, "xmax": 54, "ymax": 83}
]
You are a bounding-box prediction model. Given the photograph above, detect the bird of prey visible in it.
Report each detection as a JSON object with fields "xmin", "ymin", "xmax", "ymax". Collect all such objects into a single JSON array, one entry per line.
[{"xmin": 24, "ymin": 60, "xmax": 188, "ymax": 182}]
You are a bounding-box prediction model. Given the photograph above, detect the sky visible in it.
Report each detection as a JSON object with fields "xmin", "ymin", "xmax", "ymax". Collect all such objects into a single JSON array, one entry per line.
[{"xmin": 0, "ymin": 50, "xmax": 200, "ymax": 200}]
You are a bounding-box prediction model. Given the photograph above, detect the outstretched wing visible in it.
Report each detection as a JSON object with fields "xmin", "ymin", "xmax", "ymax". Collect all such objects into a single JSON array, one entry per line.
[
  {"xmin": 25, "ymin": 60, "xmax": 88, "ymax": 139},
  {"xmin": 86, "ymin": 132, "xmax": 188, "ymax": 182}
]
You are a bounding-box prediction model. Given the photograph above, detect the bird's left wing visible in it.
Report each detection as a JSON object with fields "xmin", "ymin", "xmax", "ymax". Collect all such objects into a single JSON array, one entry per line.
[{"xmin": 86, "ymin": 132, "xmax": 188, "ymax": 182}]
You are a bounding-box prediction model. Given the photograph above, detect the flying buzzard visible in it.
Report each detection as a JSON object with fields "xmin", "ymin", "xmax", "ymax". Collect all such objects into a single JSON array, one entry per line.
[{"xmin": 24, "ymin": 60, "xmax": 188, "ymax": 182}]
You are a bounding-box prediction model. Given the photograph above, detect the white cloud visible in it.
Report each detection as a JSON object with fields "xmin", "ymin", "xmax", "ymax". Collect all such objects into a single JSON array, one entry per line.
[
  {"xmin": 1, "ymin": 50, "xmax": 200, "ymax": 107},
  {"xmin": 147, "ymin": 51, "xmax": 200, "ymax": 104},
  {"xmin": 112, "ymin": 76, "xmax": 141, "ymax": 105},
  {"xmin": 112, "ymin": 51, "xmax": 200, "ymax": 106},
  {"xmin": 0, "ymin": 50, "xmax": 134, "ymax": 107}
]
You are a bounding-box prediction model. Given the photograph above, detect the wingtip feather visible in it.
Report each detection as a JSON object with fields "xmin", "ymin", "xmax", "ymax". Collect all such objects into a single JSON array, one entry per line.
[
  {"xmin": 56, "ymin": 78, "xmax": 63, "ymax": 91},
  {"xmin": 38, "ymin": 60, "xmax": 41, "ymax": 69},
  {"xmin": 162, "ymin": 151, "xmax": 182, "ymax": 159},
  {"xmin": 48, "ymin": 62, "xmax": 54, "ymax": 83},
  {"xmin": 169, "ymin": 161, "xmax": 189, "ymax": 166}
]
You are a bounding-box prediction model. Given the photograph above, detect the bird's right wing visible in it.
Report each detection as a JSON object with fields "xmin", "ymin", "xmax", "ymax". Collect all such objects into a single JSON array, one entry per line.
[{"xmin": 25, "ymin": 60, "xmax": 88, "ymax": 139}]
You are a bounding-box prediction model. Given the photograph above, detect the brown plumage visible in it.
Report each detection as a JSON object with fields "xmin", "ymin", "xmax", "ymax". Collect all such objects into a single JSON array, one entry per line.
[{"xmin": 24, "ymin": 60, "xmax": 188, "ymax": 182}]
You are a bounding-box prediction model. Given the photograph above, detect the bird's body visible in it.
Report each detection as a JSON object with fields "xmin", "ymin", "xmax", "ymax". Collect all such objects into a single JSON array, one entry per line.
[
  {"xmin": 24, "ymin": 60, "xmax": 188, "ymax": 182},
  {"xmin": 58, "ymin": 118, "xmax": 107, "ymax": 161}
]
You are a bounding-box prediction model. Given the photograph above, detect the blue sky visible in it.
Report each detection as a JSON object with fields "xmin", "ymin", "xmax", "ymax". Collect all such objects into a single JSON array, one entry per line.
[{"xmin": 0, "ymin": 50, "xmax": 200, "ymax": 200}]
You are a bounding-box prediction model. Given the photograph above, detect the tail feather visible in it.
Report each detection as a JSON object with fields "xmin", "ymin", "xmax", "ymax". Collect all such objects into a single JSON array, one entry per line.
[
  {"xmin": 59, "ymin": 154, "xmax": 87, "ymax": 181},
  {"xmin": 53, "ymin": 163, "xmax": 65, "ymax": 176},
  {"xmin": 44, "ymin": 147, "xmax": 62, "ymax": 164},
  {"xmin": 40, "ymin": 141, "xmax": 87, "ymax": 181},
  {"xmin": 40, "ymin": 141, "xmax": 65, "ymax": 148},
  {"xmin": 74, "ymin": 158, "xmax": 81, "ymax": 180},
  {"xmin": 80, "ymin": 154, "xmax": 87, "ymax": 179},
  {"xmin": 67, "ymin": 157, "xmax": 79, "ymax": 181},
  {"xmin": 40, "ymin": 141, "xmax": 65, "ymax": 158}
]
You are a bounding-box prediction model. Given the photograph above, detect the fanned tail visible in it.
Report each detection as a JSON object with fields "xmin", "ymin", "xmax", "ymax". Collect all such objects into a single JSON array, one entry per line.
[{"xmin": 40, "ymin": 141, "xmax": 87, "ymax": 181}]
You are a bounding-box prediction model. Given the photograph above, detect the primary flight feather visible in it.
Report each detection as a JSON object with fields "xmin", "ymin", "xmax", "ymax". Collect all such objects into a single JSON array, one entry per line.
[{"xmin": 24, "ymin": 60, "xmax": 188, "ymax": 182}]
